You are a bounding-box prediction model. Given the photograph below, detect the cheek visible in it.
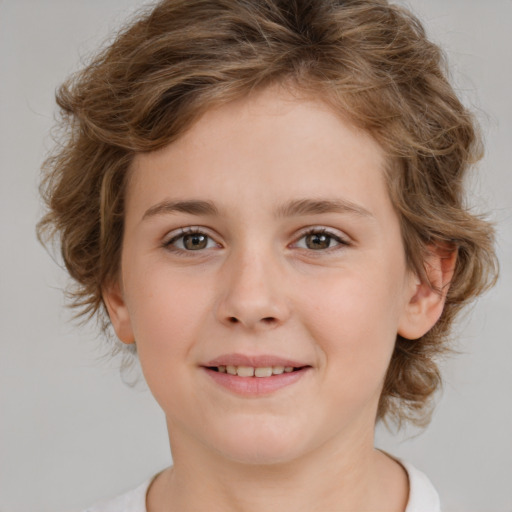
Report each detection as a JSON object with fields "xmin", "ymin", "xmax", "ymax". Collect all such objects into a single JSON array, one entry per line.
[
  {"xmin": 298, "ymin": 267, "xmax": 404, "ymax": 385},
  {"xmin": 125, "ymin": 270, "xmax": 214, "ymax": 395},
  {"xmin": 128, "ymin": 265, "xmax": 211, "ymax": 337}
]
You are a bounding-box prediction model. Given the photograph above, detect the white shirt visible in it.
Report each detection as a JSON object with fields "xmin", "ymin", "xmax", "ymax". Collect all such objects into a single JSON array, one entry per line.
[{"xmin": 84, "ymin": 461, "xmax": 440, "ymax": 512}]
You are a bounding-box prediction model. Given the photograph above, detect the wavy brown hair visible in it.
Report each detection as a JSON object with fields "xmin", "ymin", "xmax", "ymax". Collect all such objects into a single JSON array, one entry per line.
[{"xmin": 38, "ymin": 0, "xmax": 498, "ymax": 427}]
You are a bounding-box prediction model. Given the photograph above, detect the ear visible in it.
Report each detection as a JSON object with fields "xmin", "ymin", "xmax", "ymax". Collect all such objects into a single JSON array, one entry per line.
[
  {"xmin": 102, "ymin": 280, "xmax": 135, "ymax": 344},
  {"xmin": 398, "ymin": 244, "xmax": 457, "ymax": 340}
]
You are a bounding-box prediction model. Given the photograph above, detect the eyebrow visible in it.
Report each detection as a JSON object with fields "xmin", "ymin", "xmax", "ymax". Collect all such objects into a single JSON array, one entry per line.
[
  {"xmin": 142, "ymin": 197, "xmax": 373, "ymax": 221},
  {"xmin": 143, "ymin": 199, "xmax": 219, "ymax": 220},
  {"xmin": 274, "ymin": 198, "xmax": 373, "ymax": 219}
]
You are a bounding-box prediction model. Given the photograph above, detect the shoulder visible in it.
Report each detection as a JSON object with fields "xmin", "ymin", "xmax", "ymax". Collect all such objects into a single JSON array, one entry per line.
[
  {"xmin": 402, "ymin": 461, "xmax": 441, "ymax": 512},
  {"xmin": 82, "ymin": 478, "xmax": 152, "ymax": 512}
]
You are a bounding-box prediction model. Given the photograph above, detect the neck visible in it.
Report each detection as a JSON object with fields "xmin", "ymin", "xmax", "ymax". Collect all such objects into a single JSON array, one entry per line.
[{"xmin": 147, "ymin": 421, "xmax": 408, "ymax": 512}]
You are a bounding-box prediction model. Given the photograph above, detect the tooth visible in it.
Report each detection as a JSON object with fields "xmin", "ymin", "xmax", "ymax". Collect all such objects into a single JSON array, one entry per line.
[
  {"xmin": 218, "ymin": 366, "xmax": 226, "ymax": 373},
  {"xmin": 272, "ymin": 366, "xmax": 284, "ymax": 375},
  {"xmin": 237, "ymin": 366, "xmax": 255, "ymax": 377},
  {"xmin": 284, "ymin": 367, "xmax": 294, "ymax": 373},
  {"xmin": 226, "ymin": 365, "xmax": 237, "ymax": 375},
  {"xmin": 255, "ymin": 367, "xmax": 272, "ymax": 378}
]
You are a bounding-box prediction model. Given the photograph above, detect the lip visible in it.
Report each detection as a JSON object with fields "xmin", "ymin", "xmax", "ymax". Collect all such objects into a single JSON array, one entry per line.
[
  {"xmin": 204, "ymin": 353, "xmax": 309, "ymax": 368},
  {"xmin": 201, "ymin": 353, "xmax": 312, "ymax": 397}
]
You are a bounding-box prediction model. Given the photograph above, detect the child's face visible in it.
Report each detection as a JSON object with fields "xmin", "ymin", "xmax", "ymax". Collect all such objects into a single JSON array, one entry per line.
[{"xmin": 106, "ymin": 86, "xmax": 420, "ymax": 464}]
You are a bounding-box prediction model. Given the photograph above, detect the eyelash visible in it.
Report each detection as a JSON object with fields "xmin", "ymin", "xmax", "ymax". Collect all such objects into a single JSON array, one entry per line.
[
  {"xmin": 163, "ymin": 227, "xmax": 220, "ymax": 255},
  {"xmin": 293, "ymin": 227, "xmax": 350, "ymax": 252},
  {"xmin": 163, "ymin": 226, "xmax": 350, "ymax": 255}
]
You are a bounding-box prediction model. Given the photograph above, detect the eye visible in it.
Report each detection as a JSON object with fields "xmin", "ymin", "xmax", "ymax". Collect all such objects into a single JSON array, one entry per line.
[
  {"xmin": 165, "ymin": 228, "xmax": 219, "ymax": 252},
  {"xmin": 293, "ymin": 228, "xmax": 349, "ymax": 251}
]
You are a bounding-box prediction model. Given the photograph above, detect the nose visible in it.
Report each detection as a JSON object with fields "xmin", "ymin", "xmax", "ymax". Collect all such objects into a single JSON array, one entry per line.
[{"xmin": 214, "ymin": 247, "xmax": 291, "ymax": 331}]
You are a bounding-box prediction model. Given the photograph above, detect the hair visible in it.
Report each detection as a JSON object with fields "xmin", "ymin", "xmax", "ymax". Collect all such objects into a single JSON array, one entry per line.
[{"xmin": 38, "ymin": 0, "xmax": 498, "ymax": 428}]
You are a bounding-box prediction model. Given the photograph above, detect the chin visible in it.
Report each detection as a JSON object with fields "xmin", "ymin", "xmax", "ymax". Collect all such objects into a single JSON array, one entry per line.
[
  {"xmin": 217, "ymin": 441, "xmax": 304, "ymax": 466},
  {"xmin": 207, "ymin": 418, "xmax": 311, "ymax": 466}
]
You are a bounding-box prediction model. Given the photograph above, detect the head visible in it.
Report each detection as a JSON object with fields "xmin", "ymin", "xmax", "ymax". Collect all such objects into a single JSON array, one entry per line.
[{"xmin": 38, "ymin": 0, "xmax": 497, "ymax": 430}]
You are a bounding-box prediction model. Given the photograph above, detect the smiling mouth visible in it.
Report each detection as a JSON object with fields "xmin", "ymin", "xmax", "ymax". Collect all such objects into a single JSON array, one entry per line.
[{"xmin": 207, "ymin": 365, "xmax": 307, "ymax": 377}]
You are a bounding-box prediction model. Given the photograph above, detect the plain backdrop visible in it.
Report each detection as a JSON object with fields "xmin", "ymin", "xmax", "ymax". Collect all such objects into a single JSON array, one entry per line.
[{"xmin": 1, "ymin": 1, "xmax": 511, "ymax": 511}]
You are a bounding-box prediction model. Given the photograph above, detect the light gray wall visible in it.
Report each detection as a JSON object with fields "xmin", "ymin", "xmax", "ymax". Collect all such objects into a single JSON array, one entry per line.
[{"xmin": 1, "ymin": 1, "xmax": 510, "ymax": 511}]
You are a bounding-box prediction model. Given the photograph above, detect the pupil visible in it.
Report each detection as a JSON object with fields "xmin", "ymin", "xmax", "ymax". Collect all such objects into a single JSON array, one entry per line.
[
  {"xmin": 306, "ymin": 233, "xmax": 330, "ymax": 250},
  {"xmin": 184, "ymin": 234, "xmax": 207, "ymax": 250}
]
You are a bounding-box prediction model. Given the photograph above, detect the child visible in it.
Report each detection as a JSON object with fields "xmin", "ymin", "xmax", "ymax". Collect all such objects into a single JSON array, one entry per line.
[{"xmin": 38, "ymin": 0, "xmax": 497, "ymax": 510}]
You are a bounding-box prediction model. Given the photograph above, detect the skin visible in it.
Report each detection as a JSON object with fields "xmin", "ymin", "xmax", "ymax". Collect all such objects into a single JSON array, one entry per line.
[{"xmin": 104, "ymin": 85, "xmax": 453, "ymax": 512}]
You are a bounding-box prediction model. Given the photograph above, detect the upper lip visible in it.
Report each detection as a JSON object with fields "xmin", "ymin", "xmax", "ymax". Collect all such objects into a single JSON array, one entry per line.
[{"xmin": 203, "ymin": 353, "xmax": 310, "ymax": 368}]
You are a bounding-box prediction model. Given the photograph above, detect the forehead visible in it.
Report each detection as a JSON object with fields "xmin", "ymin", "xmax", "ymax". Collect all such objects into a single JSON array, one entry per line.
[{"xmin": 126, "ymin": 86, "xmax": 392, "ymax": 222}]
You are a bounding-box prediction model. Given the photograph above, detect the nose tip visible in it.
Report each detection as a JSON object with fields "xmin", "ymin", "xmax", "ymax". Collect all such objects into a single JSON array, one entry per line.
[
  {"xmin": 220, "ymin": 301, "xmax": 287, "ymax": 330},
  {"xmin": 226, "ymin": 315, "xmax": 280, "ymax": 327},
  {"xmin": 215, "ymin": 253, "xmax": 290, "ymax": 330}
]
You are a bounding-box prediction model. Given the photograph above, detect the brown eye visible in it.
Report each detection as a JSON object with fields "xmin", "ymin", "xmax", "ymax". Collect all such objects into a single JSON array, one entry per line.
[
  {"xmin": 183, "ymin": 233, "xmax": 208, "ymax": 250},
  {"xmin": 304, "ymin": 233, "xmax": 333, "ymax": 250},
  {"xmin": 293, "ymin": 229, "xmax": 348, "ymax": 251},
  {"xmin": 166, "ymin": 230, "xmax": 218, "ymax": 252}
]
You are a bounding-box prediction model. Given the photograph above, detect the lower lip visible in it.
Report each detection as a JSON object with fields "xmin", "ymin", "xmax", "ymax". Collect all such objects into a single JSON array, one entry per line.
[{"xmin": 203, "ymin": 367, "xmax": 310, "ymax": 396}]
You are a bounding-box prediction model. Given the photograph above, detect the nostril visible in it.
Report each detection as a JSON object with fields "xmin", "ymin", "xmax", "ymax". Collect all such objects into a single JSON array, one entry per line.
[
  {"xmin": 228, "ymin": 317, "xmax": 239, "ymax": 324},
  {"xmin": 262, "ymin": 317, "xmax": 277, "ymax": 324}
]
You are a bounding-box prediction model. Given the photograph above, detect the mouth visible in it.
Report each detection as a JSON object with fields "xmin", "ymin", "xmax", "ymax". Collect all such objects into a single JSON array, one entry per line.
[
  {"xmin": 206, "ymin": 365, "xmax": 307, "ymax": 378},
  {"xmin": 201, "ymin": 355, "xmax": 312, "ymax": 396}
]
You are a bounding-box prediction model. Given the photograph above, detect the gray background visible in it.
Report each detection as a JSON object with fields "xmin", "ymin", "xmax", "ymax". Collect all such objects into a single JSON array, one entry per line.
[{"xmin": 1, "ymin": 1, "xmax": 511, "ymax": 511}]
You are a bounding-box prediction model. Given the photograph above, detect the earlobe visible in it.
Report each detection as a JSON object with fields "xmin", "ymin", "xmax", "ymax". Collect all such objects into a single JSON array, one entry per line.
[
  {"xmin": 102, "ymin": 280, "xmax": 135, "ymax": 344},
  {"xmin": 398, "ymin": 245, "xmax": 457, "ymax": 340}
]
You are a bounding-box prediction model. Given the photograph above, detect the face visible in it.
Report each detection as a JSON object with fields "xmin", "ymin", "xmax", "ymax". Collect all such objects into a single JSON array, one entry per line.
[{"xmin": 106, "ymin": 86, "xmax": 423, "ymax": 465}]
